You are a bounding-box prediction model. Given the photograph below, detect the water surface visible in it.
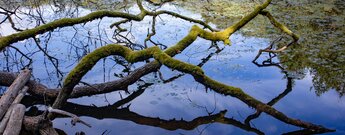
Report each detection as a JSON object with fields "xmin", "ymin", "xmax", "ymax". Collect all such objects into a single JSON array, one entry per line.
[{"xmin": 0, "ymin": 0, "xmax": 344, "ymax": 134}]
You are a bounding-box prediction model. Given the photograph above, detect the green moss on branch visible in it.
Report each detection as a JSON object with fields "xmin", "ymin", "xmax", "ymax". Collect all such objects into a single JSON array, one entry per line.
[
  {"xmin": 0, "ymin": 0, "xmax": 217, "ymax": 51},
  {"xmin": 260, "ymin": 10, "xmax": 300, "ymax": 41},
  {"xmin": 48, "ymin": 0, "xmax": 327, "ymax": 132},
  {"xmin": 0, "ymin": 11, "xmax": 142, "ymax": 51},
  {"xmin": 55, "ymin": 42, "xmax": 331, "ymax": 132}
]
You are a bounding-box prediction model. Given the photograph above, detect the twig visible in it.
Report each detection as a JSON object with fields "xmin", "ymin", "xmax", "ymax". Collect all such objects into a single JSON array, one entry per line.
[
  {"xmin": 253, "ymin": 10, "xmax": 300, "ymax": 62},
  {"xmin": 47, "ymin": 107, "xmax": 91, "ymax": 128},
  {"xmin": 144, "ymin": 0, "xmax": 175, "ymax": 7},
  {"xmin": 144, "ymin": 16, "xmax": 157, "ymax": 48}
]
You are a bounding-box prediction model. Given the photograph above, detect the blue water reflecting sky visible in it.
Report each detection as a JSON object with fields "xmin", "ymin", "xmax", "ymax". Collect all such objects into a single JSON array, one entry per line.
[{"xmin": 1, "ymin": 1, "xmax": 345, "ymax": 135}]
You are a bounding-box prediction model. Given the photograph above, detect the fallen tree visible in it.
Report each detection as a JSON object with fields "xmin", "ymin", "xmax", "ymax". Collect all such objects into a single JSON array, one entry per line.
[{"xmin": 0, "ymin": 0, "xmax": 334, "ymax": 134}]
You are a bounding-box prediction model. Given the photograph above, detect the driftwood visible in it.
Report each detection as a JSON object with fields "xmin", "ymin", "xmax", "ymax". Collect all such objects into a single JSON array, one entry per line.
[
  {"xmin": 3, "ymin": 104, "xmax": 25, "ymax": 135},
  {"xmin": 0, "ymin": 86, "xmax": 29, "ymax": 134},
  {"xmin": 0, "ymin": 69, "xmax": 31, "ymax": 119}
]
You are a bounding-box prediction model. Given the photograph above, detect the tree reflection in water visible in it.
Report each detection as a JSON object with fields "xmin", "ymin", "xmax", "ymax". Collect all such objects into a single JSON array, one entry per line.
[{"xmin": 0, "ymin": 0, "xmax": 343, "ymax": 134}]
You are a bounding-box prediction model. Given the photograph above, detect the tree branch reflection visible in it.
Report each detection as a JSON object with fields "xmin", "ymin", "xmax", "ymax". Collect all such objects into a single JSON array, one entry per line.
[{"xmin": 249, "ymin": 55, "xmax": 331, "ymax": 134}]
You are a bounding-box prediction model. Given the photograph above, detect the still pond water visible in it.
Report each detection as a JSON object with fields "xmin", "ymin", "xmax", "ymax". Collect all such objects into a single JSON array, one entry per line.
[{"xmin": 0, "ymin": 0, "xmax": 344, "ymax": 134}]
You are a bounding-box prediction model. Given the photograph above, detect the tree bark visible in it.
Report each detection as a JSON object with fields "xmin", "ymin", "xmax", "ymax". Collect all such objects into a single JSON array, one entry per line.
[
  {"xmin": 0, "ymin": 86, "xmax": 29, "ymax": 134},
  {"xmin": 3, "ymin": 104, "xmax": 25, "ymax": 135},
  {"xmin": 22, "ymin": 116, "xmax": 59, "ymax": 135},
  {"xmin": 0, "ymin": 69, "xmax": 31, "ymax": 120}
]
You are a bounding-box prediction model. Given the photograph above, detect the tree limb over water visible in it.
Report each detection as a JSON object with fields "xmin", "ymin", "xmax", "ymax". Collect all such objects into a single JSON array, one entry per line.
[{"xmin": 0, "ymin": 0, "xmax": 335, "ymax": 134}]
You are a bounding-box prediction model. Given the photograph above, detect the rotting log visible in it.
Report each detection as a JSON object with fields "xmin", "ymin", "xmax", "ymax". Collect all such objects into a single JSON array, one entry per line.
[
  {"xmin": 3, "ymin": 104, "xmax": 25, "ymax": 135},
  {"xmin": 0, "ymin": 86, "xmax": 29, "ymax": 134},
  {"xmin": 0, "ymin": 69, "xmax": 31, "ymax": 120}
]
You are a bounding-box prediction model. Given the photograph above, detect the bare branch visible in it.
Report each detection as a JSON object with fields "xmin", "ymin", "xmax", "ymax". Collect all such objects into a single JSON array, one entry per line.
[{"xmin": 47, "ymin": 107, "xmax": 91, "ymax": 128}]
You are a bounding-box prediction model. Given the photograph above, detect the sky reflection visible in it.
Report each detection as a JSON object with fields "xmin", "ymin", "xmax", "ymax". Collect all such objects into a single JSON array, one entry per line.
[{"xmin": 1, "ymin": 1, "xmax": 344, "ymax": 135}]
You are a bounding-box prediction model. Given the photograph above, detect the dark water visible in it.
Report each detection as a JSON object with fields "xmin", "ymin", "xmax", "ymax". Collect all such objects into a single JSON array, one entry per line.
[{"xmin": 0, "ymin": 0, "xmax": 344, "ymax": 134}]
